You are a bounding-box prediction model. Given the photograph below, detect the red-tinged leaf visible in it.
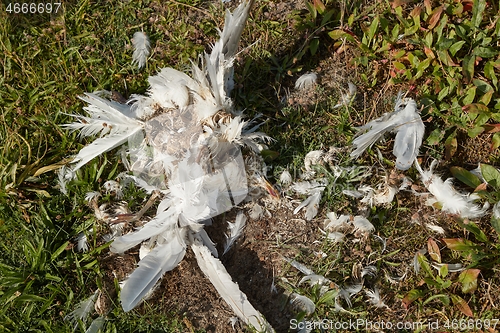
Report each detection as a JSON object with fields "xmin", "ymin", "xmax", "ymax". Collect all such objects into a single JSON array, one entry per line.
[
  {"xmin": 424, "ymin": 46, "xmax": 435, "ymax": 59},
  {"xmin": 402, "ymin": 289, "xmax": 425, "ymax": 309},
  {"xmin": 312, "ymin": 0, "xmax": 326, "ymax": 14},
  {"xmin": 427, "ymin": 238, "xmax": 441, "ymax": 263},
  {"xmin": 437, "ymin": 50, "xmax": 457, "ymax": 66},
  {"xmin": 428, "ymin": 6, "xmax": 444, "ymax": 30},
  {"xmin": 424, "ymin": 0, "xmax": 432, "ymax": 14},
  {"xmin": 462, "ymin": 103, "xmax": 490, "ymax": 114},
  {"xmin": 410, "ymin": 5, "xmax": 422, "ymax": 19},
  {"xmin": 483, "ymin": 124, "xmax": 500, "ymax": 134},
  {"xmin": 451, "ymin": 294, "xmax": 474, "ymax": 317},
  {"xmin": 459, "ymin": 269, "xmax": 480, "ymax": 293},
  {"xmin": 462, "ymin": 0, "xmax": 473, "ymax": 12},
  {"xmin": 442, "ymin": 238, "xmax": 475, "ymax": 251},
  {"xmin": 474, "ymin": 182, "xmax": 488, "ymax": 192},
  {"xmin": 445, "ymin": 134, "xmax": 457, "ymax": 160},
  {"xmin": 391, "ymin": 0, "xmax": 413, "ymax": 9}
]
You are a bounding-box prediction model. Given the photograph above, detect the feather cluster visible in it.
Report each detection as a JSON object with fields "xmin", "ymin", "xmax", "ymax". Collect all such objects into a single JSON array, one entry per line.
[
  {"xmin": 292, "ymin": 179, "xmax": 327, "ymax": 221},
  {"xmin": 351, "ymin": 92, "xmax": 425, "ymax": 170},
  {"xmin": 414, "ymin": 159, "xmax": 488, "ymax": 219},
  {"xmin": 62, "ymin": 1, "xmax": 274, "ymax": 331}
]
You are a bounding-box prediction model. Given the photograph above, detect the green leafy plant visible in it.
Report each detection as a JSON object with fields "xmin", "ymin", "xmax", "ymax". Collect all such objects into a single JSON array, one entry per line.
[
  {"xmin": 330, "ymin": 0, "xmax": 500, "ymax": 153},
  {"xmin": 403, "ymin": 238, "xmax": 476, "ymax": 317}
]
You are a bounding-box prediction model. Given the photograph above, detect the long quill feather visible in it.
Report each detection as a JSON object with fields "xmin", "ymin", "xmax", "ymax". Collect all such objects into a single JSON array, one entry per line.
[
  {"xmin": 190, "ymin": 232, "xmax": 274, "ymax": 332},
  {"xmin": 120, "ymin": 229, "xmax": 187, "ymax": 312}
]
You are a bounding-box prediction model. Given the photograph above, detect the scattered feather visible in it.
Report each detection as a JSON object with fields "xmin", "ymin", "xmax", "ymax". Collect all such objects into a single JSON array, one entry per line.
[
  {"xmin": 431, "ymin": 262, "xmax": 464, "ymax": 273},
  {"xmin": 279, "ymin": 170, "xmax": 292, "ymax": 186},
  {"xmin": 190, "ymin": 233, "xmax": 274, "ymax": 332},
  {"xmin": 493, "ymin": 201, "xmax": 500, "ymax": 219},
  {"xmin": 289, "ymin": 293, "xmax": 316, "ymax": 315},
  {"xmin": 292, "ymin": 180, "xmax": 327, "ymax": 221},
  {"xmin": 413, "ymin": 249, "xmax": 427, "ymax": 275},
  {"xmin": 364, "ymin": 286, "xmax": 388, "ymax": 309},
  {"xmin": 57, "ymin": 165, "xmax": 73, "ymax": 195},
  {"xmin": 324, "ymin": 230, "xmax": 345, "ymax": 243},
  {"xmin": 85, "ymin": 191, "xmax": 101, "ymax": 202},
  {"xmin": 333, "ymin": 82, "xmax": 357, "ymax": 108},
  {"xmin": 85, "ymin": 316, "xmax": 106, "ymax": 333},
  {"xmin": 295, "ymin": 72, "xmax": 317, "ymax": 90},
  {"xmin": 132, "ymin": 31, "xmax": 151, "ymax": 69},
  {"xmin": 353, "ymin": 216, "xmax": 375, "ymax": 234},
  {"xmin": 304, "ymin": 150, "xmax": 324, "ymax": 173},
  {"xmin": 415, "ymin": 159, "xmax": 488, "ymax": 219},
  {"xmin": 339, "ymin": 282, "xmax": 363, "ymax": 308},
  {"xmin": 103, "ymin": 180, "xmax": 122, "ymax": 198},
  {"xmin": 299, "ymin": 274, "xmax": 331, "ymax": 287},
  {"xmin": 425, "ymin": 223, "xmax": 445, "ymax": 234},
  {"xmin": 351, "ymin": 92, "xmax": 424, "ymax": 170},
  {"xmin": 76, "ymin": 232, "xmax": 89, "ymax": 252},
  {"xmin": 229, "ymin": 317, "xmax": 239, "ymax": 331},
  {"xmin": 223, "ymin": 212, "xmax": 246, "ymax": 255},
  {"xmin": 361, "ymin": 265, "xmax": 377, "ymax": 278},
  {"xmin": 372, "ymin": 234, "xmax": 387, "ymax": 253},
  {"xmin": 324, "ymin": 212, "xmax": 351, "ymax": 231},
  {"xmin": 342, "ymin": 189, "xmax": 364, "ymax": 198},
  {"xmin": 65, "ymin": 290, "xmax": 99, "ymax": 330},
  {"xmin": 284, "ymin": 258, "xmax": 315, "ymax": 276}
]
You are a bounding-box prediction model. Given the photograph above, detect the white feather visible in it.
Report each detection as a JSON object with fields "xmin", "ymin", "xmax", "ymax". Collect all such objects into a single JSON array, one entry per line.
[
  {"xmin": 364, "ymin": 286, "xmax": 388, "ymax": 309},
  {"xmin": 190, "ymin": 233, "xmax": 274, "ymax": 332},
  {"xmin": 110, "ymin": 204, "xmax": 177, "ymax": 253},
  {"xmin": 295, "ymin": 73, "xmax": 317, "ymax": 90},
  {"xmin": 425, "ymin": 223, "xmax": 445, "ymax": 234},
  {"xmin": 284, "ymin": 258, "xmax": 315, "ymax": 276},
  {"xmin": 279, "ymin": 170, "xmax": 292, "ymax": 185},
  {"xmin": 289, "ymin": 293, "xmax": 316, "ymax": 315},
  {"xmin": 76, "ymin": 232, "xmax": 89, "ymax": 252},
  {"xmin": 147, "ymin": 69, "xmax": 193, "ymax": 109},
  {"xmin": 132, "ymin": 31, "xmax": 150, "ymax": 69},
  {"xmin": 339, "ymin": 282, "xmax": 363, "ymax": 308},
  {"xmin": 293, "ymin": 189, "xmax": 323, "ymax": 221},
  {"xmin": 64, "ymin": 290, "xmax": 99, "ymax": 329},
  {"xmin": 351, "ymin": 92, "xmax": 424, "ymax": 170},
  {"xmin": 85, "ymin": 316, "xmax": 106, "ymax": 333},
  {"xmin": 333, "ymin": 82, "xmax": 357, "ymax": 108},
  {"xmin": 120, "ymin": 229, "xmax": 187, "ymax": 312},
  {"xmin": 326, "ymin": 231, "xmax": 345, "ymax": 243},
  {"xmin": 415, "ymin": 159, "xmax": 488, "ymax": 219},
  {"xmin": 223, "ymin": 212, "xmax": 246, "ymax": 255},
  {"xmin": 392, "ymin": 98, "xmax": 425, "ymax": 170},
  {"xmin": 292, "ymin": 180, "xmax": 327, "ymax": 221},
  {"xmin": 64, "ymin": 93, "xmax": 144, "ymax": 172},
  {"xmin": 299, "ymin": 274, "xmax": 331, "ymax": 287},
  {"xmin": 352, "ymin": 216, "xmax": 375, "ymax": 234},
  {"xmin": 324, "ymin": 212, "xmax": 351, "ymax": 231}
]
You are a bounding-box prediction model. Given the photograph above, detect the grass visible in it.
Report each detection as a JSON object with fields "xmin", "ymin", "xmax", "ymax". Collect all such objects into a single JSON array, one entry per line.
[{"xmin": 2, "ymin": 0, "xmax": 500, "ymax": 332}]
